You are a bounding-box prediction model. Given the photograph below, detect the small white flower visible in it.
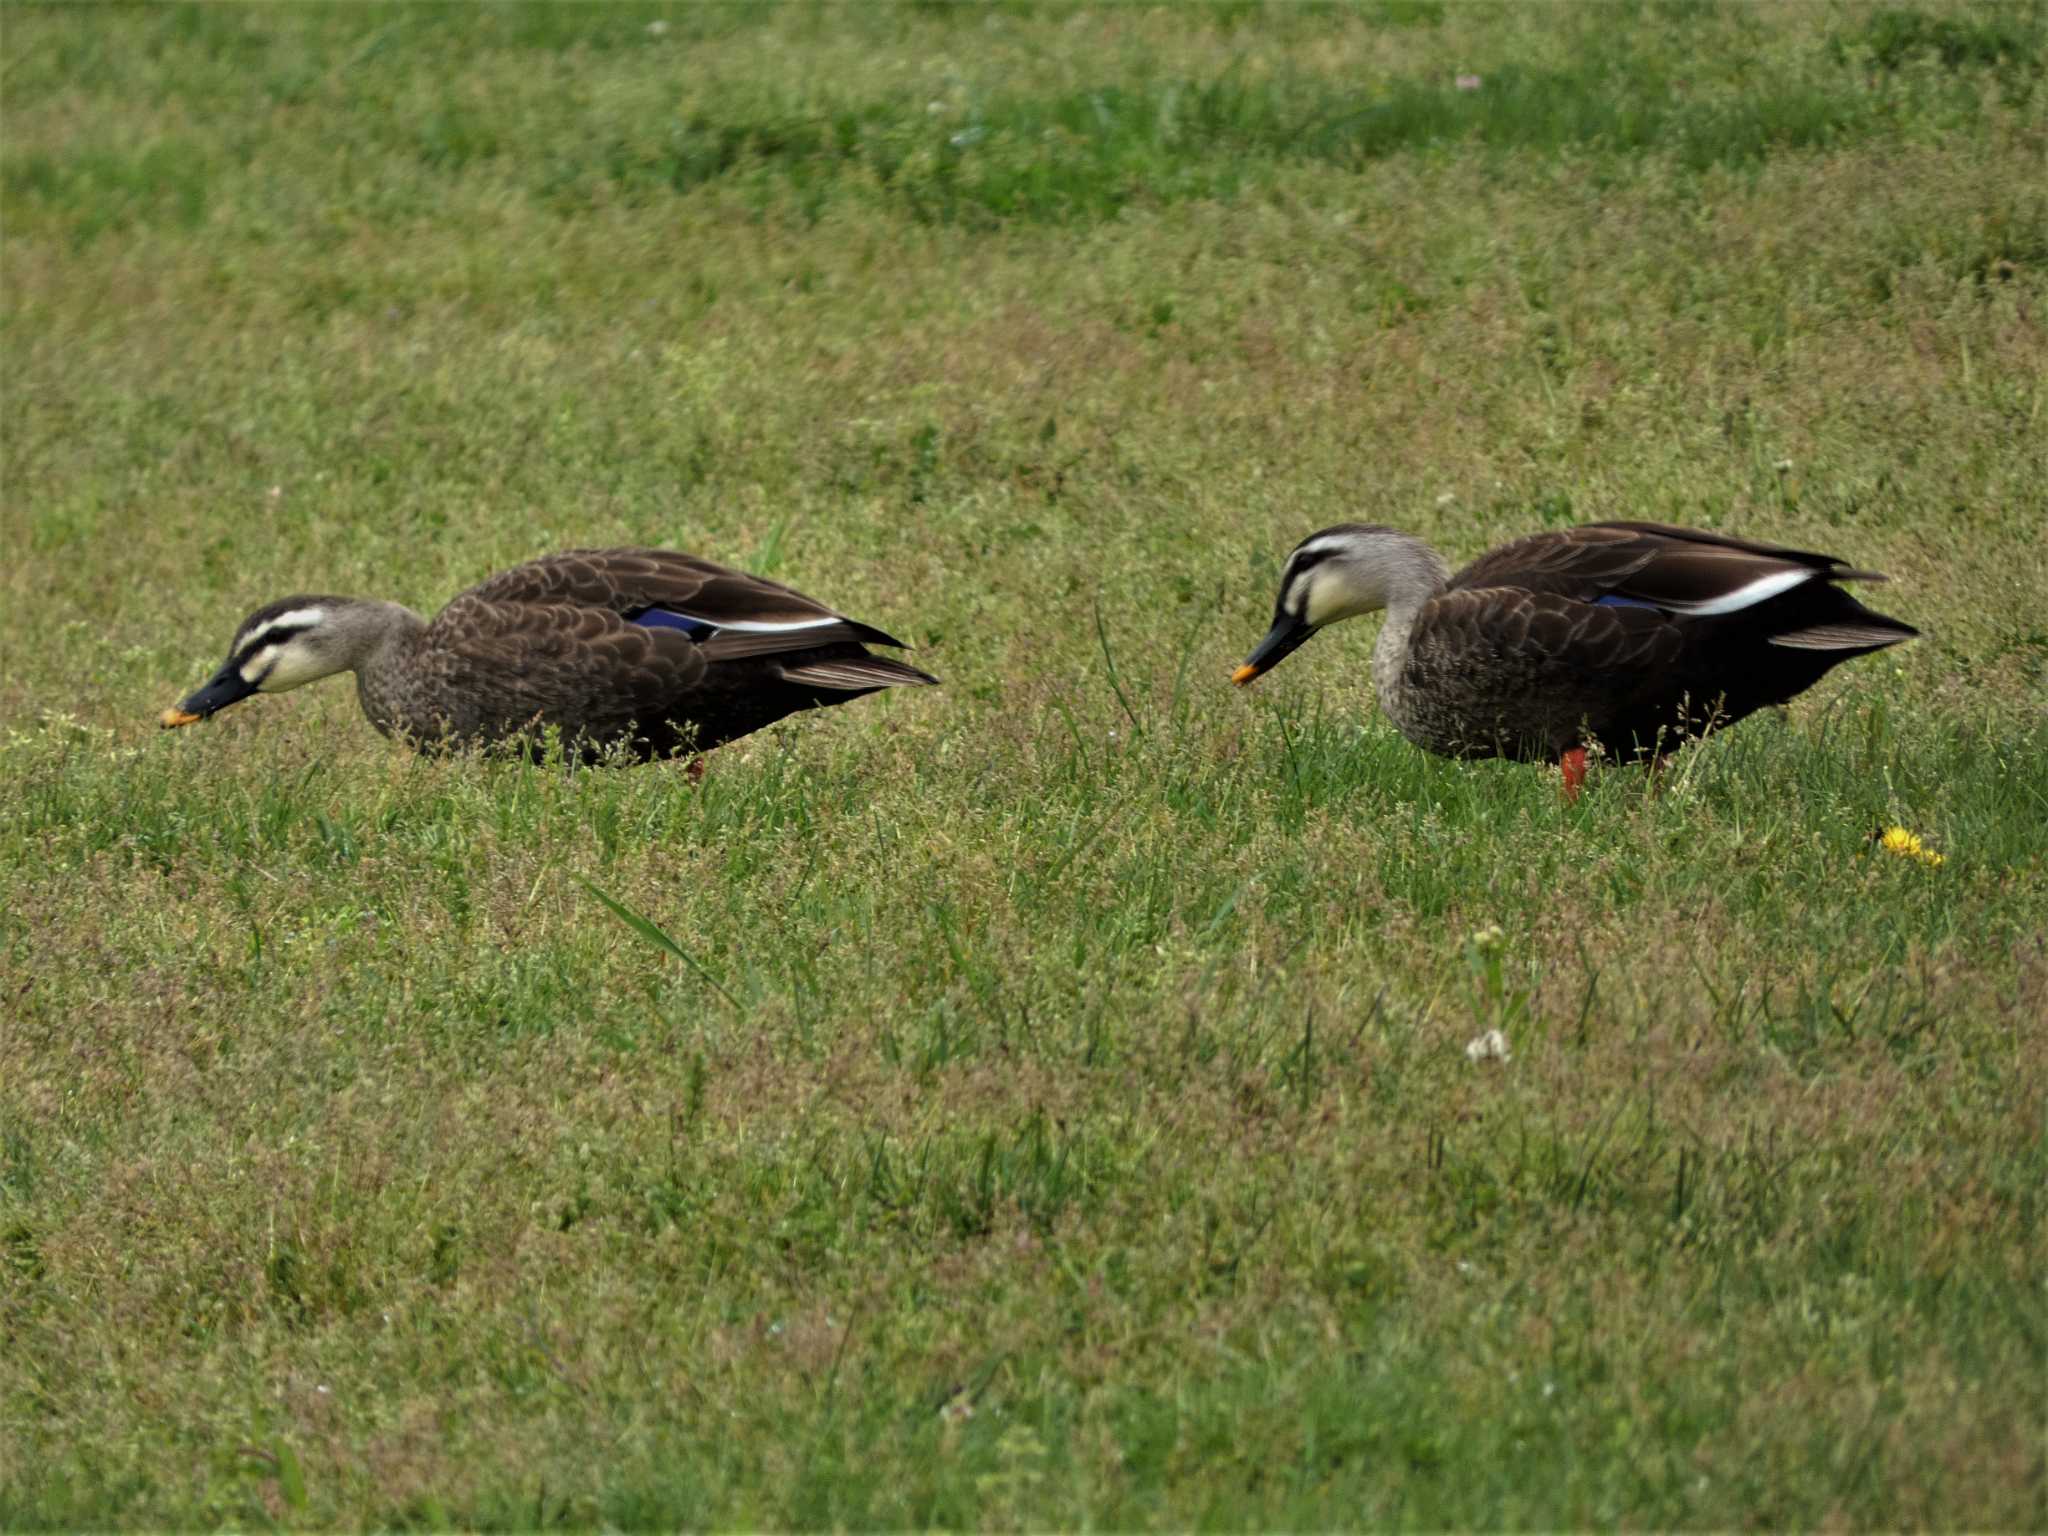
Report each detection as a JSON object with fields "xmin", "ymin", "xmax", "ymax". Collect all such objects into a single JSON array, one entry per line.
[
  {"xmin": 645, "ymin": 19, "xmax": 669, "ymax": 36},
  {"xmin": 1465, "ymin": 1028, "xmax": 1511, "ymax": 1063}
]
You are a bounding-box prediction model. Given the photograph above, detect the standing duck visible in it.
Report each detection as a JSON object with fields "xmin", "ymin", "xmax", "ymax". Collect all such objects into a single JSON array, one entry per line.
[
  {"xmin": 162, "ymin": 547, "xmax": 937, "ymax": 763},
  {"xmin": 1234, "ymin": 521, "xmax": 1917, "ymax": 796}
]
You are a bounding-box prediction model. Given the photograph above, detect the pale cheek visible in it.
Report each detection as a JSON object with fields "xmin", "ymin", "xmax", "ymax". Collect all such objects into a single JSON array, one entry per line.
[
  {"xmin": 259, "ymin": 650, "xmax": 325, "ymax": 692},
  {"xmin": 240, "ymin": 646, "xmax": 278, "ymax": 686},
  {"xmin": 1304, "ymin": 577, "xmax": 1344, "ymax": 627},
  {"xmin": 1304, "ymin": 572, "xmax": 1376, "ymax": 627}
]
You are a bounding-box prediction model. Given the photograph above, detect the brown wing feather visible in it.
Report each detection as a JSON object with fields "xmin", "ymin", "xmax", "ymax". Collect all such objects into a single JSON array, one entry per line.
[
  {"xmin": 694, "ymin": 624, "xmax": 896, "ymax": 662},
  {"xmin": 457, "ymin": 548, "xmax": 901, "ymax": 631},
  {"xmin": 1448, "ymin": 526, "xmax": 1657, "ymax": 596},
  {"xmin": 457, "ymin": 548, "xmax": 801, "ymax": 619},
  {"xmin": 1586, "ymin": 520, "xmax": 1868, "ymax": 569},
  {"xmin": 1448, "ymin": 523, "xmax": 1875, "ymax": 611},
  {"xmin": 451, "ymin": 548, "xmax": 911, "ymax": 654}
]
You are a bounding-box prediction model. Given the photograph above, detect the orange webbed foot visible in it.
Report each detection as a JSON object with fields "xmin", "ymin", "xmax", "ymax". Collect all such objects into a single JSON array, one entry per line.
[{"xmin": 1559, "ymin": 746, "xmax": 1588, "ymax": 802}]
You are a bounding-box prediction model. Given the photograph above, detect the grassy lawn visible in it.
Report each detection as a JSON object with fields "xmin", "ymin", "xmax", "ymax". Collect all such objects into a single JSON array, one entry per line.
[{"xmin": 3, "ymin": 1, "xmax": 2044, "ymax": 1527}]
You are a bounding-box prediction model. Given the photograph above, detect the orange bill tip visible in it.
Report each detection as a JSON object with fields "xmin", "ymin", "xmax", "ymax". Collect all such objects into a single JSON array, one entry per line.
[
  {"xmin": 160, "ymin": 707, "xmax": 202, "ymax": 729},
  {"xmin": 1231, "ymin": 664, "xmax": 1259, "ymax": 686}
]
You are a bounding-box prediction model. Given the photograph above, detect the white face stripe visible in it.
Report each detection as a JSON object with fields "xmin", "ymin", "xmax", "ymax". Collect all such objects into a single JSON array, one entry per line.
[
  {"xmin": 238, "ymin": 607, "xmax": 328, "ymax": 653},
  {"xmin": 1664, "ymin": 568, "xmax": 1813, "ymax": 617},
  {"xmin": 703, "ymin": 615, "xmax": 843, "ymax": 634}
]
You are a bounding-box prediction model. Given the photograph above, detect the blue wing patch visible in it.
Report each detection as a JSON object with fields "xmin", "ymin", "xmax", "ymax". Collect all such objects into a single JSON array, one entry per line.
[
  {"xmin": 628, "ymin": 606, "xmax": 718, "ymax": 640},
  {"xmin": 1593, "ymin": 594, "xmax": 1664, "ymax": 612}
]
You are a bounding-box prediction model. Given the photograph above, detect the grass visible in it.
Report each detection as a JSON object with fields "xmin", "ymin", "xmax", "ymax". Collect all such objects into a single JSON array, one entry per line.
[
  {"xmin": 7, "ymin": 1, "xmax": 2043, "ymax": 238},
  {"xmin": 3, "ymin": 1, "xmax": 2045, "ymax": 1528}
]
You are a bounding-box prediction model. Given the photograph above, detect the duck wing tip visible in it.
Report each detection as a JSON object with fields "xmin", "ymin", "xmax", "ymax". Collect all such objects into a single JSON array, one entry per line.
[{"xmin": 779, "ymin": 654, "xmax": 939, "ymax": 691}]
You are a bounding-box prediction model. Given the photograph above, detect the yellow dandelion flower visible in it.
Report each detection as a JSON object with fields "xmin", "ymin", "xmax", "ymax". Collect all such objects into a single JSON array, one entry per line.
[{"xmin": 1879, "ymin": 826, "xmax": 1944, "ymax": 867}]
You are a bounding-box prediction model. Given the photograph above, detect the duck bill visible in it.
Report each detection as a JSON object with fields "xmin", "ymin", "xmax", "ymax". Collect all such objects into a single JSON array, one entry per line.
[
  {"xmin": 1232, "ymin": 614, "xmax": 1314, "ymax": 686},
  {"xmin": 161, "ymin": 664, "xmax": 257, "ymax": 728}
]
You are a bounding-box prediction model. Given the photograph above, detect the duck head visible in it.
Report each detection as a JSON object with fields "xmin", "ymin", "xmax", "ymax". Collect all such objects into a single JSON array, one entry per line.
[
  {"xmin": 161, "ymin": 596, "xmax": 372, "ymax": 728},
  {"xmin": 1233, "ymin": 524, "xmax": 1446, "ymax": 685}
]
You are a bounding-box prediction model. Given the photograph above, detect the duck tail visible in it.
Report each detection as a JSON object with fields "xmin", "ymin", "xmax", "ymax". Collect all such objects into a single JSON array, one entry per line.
[
  {"xmin": 1760, "ymin": 576, "xmax": 1918, "ymax": 653},
  {"xmin": 778, "ymin": 654, "xmax": 940, "ymax": 691},
  {"xmin": 1767, "ymin": 617, "xmax": 1919, "ymax": 651}
]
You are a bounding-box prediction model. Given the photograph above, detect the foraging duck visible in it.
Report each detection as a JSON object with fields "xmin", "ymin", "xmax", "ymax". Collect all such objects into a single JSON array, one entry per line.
[
  {"xmin": 1234, "ymin": 521, "xmax": 1917, "ymax": 795},
  {"xmin": 162, "ymin": 547, "xmax": 937, "ymax": 762}
]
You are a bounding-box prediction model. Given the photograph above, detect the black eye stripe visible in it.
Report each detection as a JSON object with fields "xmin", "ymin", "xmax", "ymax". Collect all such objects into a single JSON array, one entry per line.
[
  {"xmin": 1281, "ymin": 547, "xmax": 1338, "ymax": 600},
  {"xmin": 235, "ymin": 625, "xmax": 307, "ymax": 664}
]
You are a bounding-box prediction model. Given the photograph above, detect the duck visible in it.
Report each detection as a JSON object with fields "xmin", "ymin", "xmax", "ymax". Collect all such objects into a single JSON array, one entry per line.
[
  {"xmin": 161, "ymin": 547, "xmax": 937, "ymax": 763},
  {"xmin": 1233, "ymin": 520, "xmax": 1917, "ymax": 796}
]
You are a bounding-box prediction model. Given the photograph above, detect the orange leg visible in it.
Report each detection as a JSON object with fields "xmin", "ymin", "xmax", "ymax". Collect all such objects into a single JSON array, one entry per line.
[{"xmin": 1559, "ymin": 746, "xmax": 1588, "ymax": 802}]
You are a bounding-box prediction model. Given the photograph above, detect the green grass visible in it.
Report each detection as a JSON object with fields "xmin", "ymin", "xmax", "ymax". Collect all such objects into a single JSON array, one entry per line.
[
  {"xmin": 4, "ymin": 1, "xmax": 2046, "ymax": 1528},
  {"xmin": 6, "ymin": 0, "xmax": 2042, "ymax": 238}
]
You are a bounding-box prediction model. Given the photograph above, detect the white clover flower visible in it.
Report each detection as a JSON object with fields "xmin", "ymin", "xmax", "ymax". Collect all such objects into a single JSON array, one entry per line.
[{"xmin": 1465, "ymin": 1028, "xmax": 1511, "ymax": 1063}]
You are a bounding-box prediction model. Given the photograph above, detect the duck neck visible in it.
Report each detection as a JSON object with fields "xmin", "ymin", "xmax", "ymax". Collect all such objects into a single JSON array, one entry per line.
[
  {"xmin": 342, "ymin": 601, "xmax": 427, "ymax": 672},
  {"xmin": 1367, "ymin": 537, "xmax": 1449, "ymax": 703},
  {"xmin": 347, "ymin": 602, "xmax": 428, "ymax": 736}
]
